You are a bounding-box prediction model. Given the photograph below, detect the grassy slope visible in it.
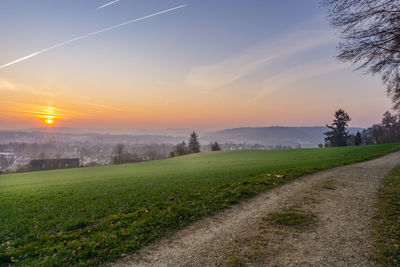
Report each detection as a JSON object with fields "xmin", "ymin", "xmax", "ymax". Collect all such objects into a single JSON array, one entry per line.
[
  {"xmin": 0, "ymin": 144, "xmax": 399, "ymax": 266},
  {"xmin": 373, "ymin": 164, "xmax": 400, "ymax": 266}
]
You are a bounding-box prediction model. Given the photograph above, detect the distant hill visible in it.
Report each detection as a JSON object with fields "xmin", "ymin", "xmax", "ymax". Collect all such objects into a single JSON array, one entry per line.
[
  {"xmin": 203, "ymin": 126, "xmax": 364, "ymax": 148},
  {"xmin": 0, "ymin": 126, "xmax": 364, "ymax": 148},
  {"xmin": 0, "ymin": 130, "xmax": 185, "ymax": 145}
]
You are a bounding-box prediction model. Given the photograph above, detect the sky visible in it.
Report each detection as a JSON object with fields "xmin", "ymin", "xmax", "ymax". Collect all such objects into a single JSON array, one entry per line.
[{"xmin": 0, "ymin": 0, "xmax": 393, "ymax": 132}]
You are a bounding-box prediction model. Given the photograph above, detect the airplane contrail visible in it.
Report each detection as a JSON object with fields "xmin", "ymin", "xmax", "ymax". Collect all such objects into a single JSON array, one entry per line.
[
  {"xmin": 0, "ymin": 4, "xmax": 186, "ymax": 70},
  {"xmin": 97, "ymin": 0, "xmax": 121, "ymax": 10}
]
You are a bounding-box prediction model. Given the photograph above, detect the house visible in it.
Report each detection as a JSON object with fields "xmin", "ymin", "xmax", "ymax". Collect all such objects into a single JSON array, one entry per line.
[{"xmin": 29, "ymin": 158, "xmax": 80, "ymax": 171}]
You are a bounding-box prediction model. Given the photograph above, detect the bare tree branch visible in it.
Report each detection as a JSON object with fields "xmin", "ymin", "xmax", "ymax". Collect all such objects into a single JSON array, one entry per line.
[{"xmin": 323, "ymin": 0, "xmax": 400, "ymax": 108}]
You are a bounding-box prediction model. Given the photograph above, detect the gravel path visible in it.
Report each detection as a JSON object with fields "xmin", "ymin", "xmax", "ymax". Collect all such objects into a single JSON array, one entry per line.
[{"xmin": 114, "ymin": 152, "xmax": 400, "ymax": 266}]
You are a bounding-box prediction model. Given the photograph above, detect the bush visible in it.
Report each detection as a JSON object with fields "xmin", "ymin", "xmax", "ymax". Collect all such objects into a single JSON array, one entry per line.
[{"xmin": 211, "ymin": 142, "xmax": 221, "ymax": 151}]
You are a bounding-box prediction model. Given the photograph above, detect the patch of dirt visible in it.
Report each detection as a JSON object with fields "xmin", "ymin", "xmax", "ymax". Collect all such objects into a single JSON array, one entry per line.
[{"xmin": 114, "ymin": 152, "xmax": 400, "ymax": 267}]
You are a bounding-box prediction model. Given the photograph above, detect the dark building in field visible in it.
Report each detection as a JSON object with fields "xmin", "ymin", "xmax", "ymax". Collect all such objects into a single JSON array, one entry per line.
[{"xmin": 29, "ymin": 158, "xmax": 80, "ymax": 171}]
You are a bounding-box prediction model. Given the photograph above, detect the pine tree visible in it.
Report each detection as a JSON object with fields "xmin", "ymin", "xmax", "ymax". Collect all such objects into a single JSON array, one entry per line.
[
  {"xmin": 324, "ymin": 109, "xmax": 351, "ymax": 147},
  {"xmin": 188, "ymin": 132, "xmax": 200, "ymax": 153}
]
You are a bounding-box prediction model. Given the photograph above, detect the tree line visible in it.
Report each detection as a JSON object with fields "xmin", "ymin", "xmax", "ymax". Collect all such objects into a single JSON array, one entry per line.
[
  {"xmin": 362, "ymin": 112, "xmax": 400, "ymax": 145},
  {"xmin": 324, "ymin": 109, "xmax": 400, "ymax": 147},
  {"xmin": 111, "ymin": 132, "xmax": 222, "ymax": 164},
  {"xmin": 168, "ymin": 132, "xmax": 221, "ymax": 157}
]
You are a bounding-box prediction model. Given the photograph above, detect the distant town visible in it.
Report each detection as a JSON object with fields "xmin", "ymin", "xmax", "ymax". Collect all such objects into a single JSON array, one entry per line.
[{"xmin": 0, "ymin": 126, "xmax": 339, "ymax": 173}]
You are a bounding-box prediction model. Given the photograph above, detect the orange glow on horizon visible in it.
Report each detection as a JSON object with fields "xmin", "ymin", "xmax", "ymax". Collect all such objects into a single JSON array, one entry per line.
[{"xmin": 20, "ymin": 106, "xmax": 74, "ymax": 127}]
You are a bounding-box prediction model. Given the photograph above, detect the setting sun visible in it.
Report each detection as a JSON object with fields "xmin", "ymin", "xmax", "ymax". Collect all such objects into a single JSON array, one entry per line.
[
  {"xmin": 45, "ymin": 119, "xmax": 54, "ymax": 125},
  {"xmin": 23, "ymin": 106, "xmax": 68, "ymax": 127}
]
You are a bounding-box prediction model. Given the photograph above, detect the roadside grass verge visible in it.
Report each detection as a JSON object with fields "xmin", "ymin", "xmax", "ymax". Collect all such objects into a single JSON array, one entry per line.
[
  {"xmin": 373, "ymin": 164, "xmax": 400, "ymax": 266},
  {"xmin": 0, "ymin": 143, "xmax": 399, "ymax": 266}
]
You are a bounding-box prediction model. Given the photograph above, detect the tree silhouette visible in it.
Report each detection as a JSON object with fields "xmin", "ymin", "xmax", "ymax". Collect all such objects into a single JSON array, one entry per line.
[
  {"xmin": 323, "ymin": 0, "xmax": 400, "ymax": 108},
  {"xmin": 355, "ymin": 131, "xmax": 362, "ymax": 146},
  {"xmin": 211, "ymin": 142, "xmax": 221, "ymax": 151},
  {"xmin": 324, "ymin": 109, "xmax": 351, "ymax": 147},
  {"xmin": 188, "ymin": 132, "xmax": 200, "ymax": 153},
  {"xmin": 173, "ymin": 141, "xmax": 191, "ymax": 156},
  {"xmin": 112, "ymin": 143, "xmax": 125, "ymax": 164}
]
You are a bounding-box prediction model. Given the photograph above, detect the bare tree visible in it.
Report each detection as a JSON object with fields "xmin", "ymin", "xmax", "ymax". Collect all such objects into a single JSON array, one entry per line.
[
  {"xmin": 363, "ymin": 111, "xmax": 400, "ymax": 143},
  {"xmin": 382, "ymin": 111, "xmax": 397, "ymax": 128},
  {"xmin": 112, "ymin": 143, "xmax": 125, "ymax": 164},
  {"xmin": 144, "ymin": 151, "xmax": 163, "ymax": 161},
  {"xmin": 323, "ymin": 0, "xmax": 400, "ymax": 108}
]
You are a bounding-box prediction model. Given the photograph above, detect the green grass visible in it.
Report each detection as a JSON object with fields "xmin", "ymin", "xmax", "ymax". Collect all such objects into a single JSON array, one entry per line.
[
  {"xmin": 373, "ymin": 164, "xmax": 400, "ymax": 266},
  {"xmin": 262, "ymin": 212, "xmax": 317, "ymax": 229},
  {"xmin": 0, "ymin": 144, "xmax": 399, "ymax": 266}
]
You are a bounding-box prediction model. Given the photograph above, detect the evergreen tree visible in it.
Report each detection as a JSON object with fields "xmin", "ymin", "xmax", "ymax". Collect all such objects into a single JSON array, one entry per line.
[
  {"xmin": 324, "ymin": 109, "xmax": 351, "ymax": 147},
  {"xmin": 211, "ymin": 142, "xmax": 221, "ymax": 151},
  {"xmin": 188, "ymin": 132, "xmax": 200, "ymax": 153}
]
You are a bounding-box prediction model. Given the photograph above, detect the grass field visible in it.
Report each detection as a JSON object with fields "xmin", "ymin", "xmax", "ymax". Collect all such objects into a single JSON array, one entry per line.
[
  {"xmin": 1, "ymin": 144, "xmax": 399, "ymax": 266},
  {"xmin": 373, "ymin": 163, "xmax": 400, "ymax": 266}
]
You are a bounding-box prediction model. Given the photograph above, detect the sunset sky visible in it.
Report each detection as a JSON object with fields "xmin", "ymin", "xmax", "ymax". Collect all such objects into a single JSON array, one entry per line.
[{"xmin": 0, "ymin": 0, "xmax": 392, "ymax": 132}]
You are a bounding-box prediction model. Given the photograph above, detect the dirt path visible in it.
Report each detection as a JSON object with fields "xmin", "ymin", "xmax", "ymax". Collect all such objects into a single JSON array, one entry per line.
[{"xmin": 114, "ymin": 152, "xmax": 400, "ymax": 267}]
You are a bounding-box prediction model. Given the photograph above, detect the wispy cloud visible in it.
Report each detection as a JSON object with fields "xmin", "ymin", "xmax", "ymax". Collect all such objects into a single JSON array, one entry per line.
[
  {"xmin": 0, "ymin": 4, "xmax": 187, "ymax": 70},
  {"xmin": 73, "ymin": 99, "xmax": 124, "ymax": 112},
  {"xmin": 185, "ymin": 30, "xmax": 336, "ymax": 90},
  {"xmin": 20, "ymin": 108, "xmax": 74, "ymax": 119},
  {"xmin": 97, "ymin": 0, "xmax": 121, "ymax": 10},
  {"xmin": 0, "ymin": 102, "xmax": 83, "ymax": 119},
  {"xmin": 245, "ymin": 58, "xmax": 348, "ymax": 105},
  {"xmin": 0, "ymin": 78, "xmax": 56, "ymax": 97},
  {"xmin": 0, "ymin": 78, "xmax": 15, "ymax": 91}
]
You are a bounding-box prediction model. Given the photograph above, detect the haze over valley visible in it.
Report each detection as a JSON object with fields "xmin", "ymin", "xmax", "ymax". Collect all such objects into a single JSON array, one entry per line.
[{"xmin": 1, "ymin": 1, "xmax": 400, "ymax": 266}]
